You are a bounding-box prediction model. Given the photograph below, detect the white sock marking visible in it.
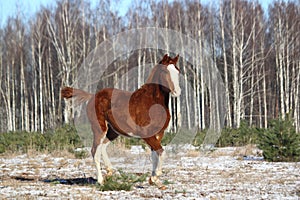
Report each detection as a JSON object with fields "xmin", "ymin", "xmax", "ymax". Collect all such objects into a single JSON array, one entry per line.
[
  {"xmin": 151, "ymin": 151, "xmax": 159, "ymax": 176},
  {"xmin": 94, "ymin": 144, "xmax": 103, "ymax": 184},
  {"xmin": 94, "ymin": 137, "xmax": 105, "ymax": 184},
  {"xmin": 101, "ymin": 142, "xmax": 112, "ymax": 170},
  {"xmin": 156, "ymin": 151, "xmax": 165, "ymax": 176}
]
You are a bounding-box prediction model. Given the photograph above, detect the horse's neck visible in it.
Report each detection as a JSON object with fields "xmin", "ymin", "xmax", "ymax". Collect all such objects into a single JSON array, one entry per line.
[
  {"xmin": 142, "ymin": 83, "xmax": 169, "ymax": 107},
  {"xmin": 161, "ymin": 86, "xmax": 170, "ymax": 107}
]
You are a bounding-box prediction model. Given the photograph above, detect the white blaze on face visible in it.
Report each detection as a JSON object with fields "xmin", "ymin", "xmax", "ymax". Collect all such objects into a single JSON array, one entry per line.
[{"xmin": 167, "ymin": 64, "xmax": 181, "ymax": 97}]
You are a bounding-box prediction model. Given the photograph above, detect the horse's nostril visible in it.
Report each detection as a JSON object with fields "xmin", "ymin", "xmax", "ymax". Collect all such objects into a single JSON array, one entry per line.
[
  {"xmin": 174, "ymin": 88, "xmax": 181, "ymax": 96},
  {"xmin": 171, "ymin": 89, "xmax": 181, "ymax": 97}
]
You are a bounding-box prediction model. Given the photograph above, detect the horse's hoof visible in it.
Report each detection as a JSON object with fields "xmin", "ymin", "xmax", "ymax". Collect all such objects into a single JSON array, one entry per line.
[
  {"xmin": 156, "ymin": 170, "xmax": 163, "ymax": 176},
  {"xmin": 106, "ymin": 168, "xmax": 114, "ymax": 177},
  {"xmin": 97, "ymin": 180, "xmax": 104, "ymax": 185},
  {"xmin": 149, "ymin": 177, "xmax": 154, "ymax": 185},
  {"xmin": 159, "ymin": 185, "xmax": 167, "ymax": 190},
  {"xmin": 149, "ymin": 176, "xmax": 167, "ymax": 190}
]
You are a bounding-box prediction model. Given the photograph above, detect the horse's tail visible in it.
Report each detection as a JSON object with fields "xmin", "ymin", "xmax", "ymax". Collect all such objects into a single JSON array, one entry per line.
[{"xmin": 61, "ymin": 87, "xmax": 93, "ymax": 104}]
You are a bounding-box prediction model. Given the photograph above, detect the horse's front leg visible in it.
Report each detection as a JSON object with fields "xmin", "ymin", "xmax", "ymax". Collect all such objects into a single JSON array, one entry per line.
[
  {"xmin": 151, "ymin": 150, "xmax": 159, "ymax": 176},
  {"xmin": 149, "ymin": 149, "xmax": 167, "ymax": 190},
  {"xmin": 151, "ymin": 149, "xmax": 165, "ymax": 176},
  {"xmin": 143, "ymin": 135, "xmax": 167, "ymax": 189},
  {"xmin": 156, "ymin": 150, "xmax": 165, "ymax": 176},
  {"xmin": 154, "ymin": 132, "xmax": 165, "ymax": 176}
]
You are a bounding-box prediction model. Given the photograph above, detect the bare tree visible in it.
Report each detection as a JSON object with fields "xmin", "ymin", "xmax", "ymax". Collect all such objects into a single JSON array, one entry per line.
[
  {"xmin": 0, "ymin": 0, "xmax": 299, "ymax": 134},
  {"xmin": 269, "ymin": 1, "xmax": 300, "ymax": 131}
]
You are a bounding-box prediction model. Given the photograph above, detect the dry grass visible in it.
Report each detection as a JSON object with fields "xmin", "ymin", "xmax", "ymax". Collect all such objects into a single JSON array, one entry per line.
[
  {"xmin": 209, "ymin": 144, "xmax": 262, "ymax": 158},
  {"xmin": 50, "ymin": 150, "xmax": 76, "ymax": 159},
  {"xmin": 0, "ymin": 150, "xmax": 25, "ymax": 159},
  {"xmin": 233, "ymin": 144, "xmax": 262, "ymax": 157},
  {"xmin": 185, "ymin": 150, "xmax": 200, "ymax": 157}
]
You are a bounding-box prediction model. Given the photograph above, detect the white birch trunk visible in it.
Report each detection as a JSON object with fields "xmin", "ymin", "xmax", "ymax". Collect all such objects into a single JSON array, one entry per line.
[
  {"xmin": 257, "ymin": 74, "xmax": 263, "ymax": 128},
  {"xmin": 0, "ymin": 50, "xmax": 9, "ymax": 131},
  {"xmin": 249, "ymin": 13, "xmax": 256, "ymax": 126},
  {"xmin": 184, "ymin": 65, "xmax": 191, "ymax": 129},
  {"xmin": 49, "ymin": 44, "xmax": 56, "ymax": 129},
  {"xmin": 38, "ymin": 46, "xmax": 44, "ymax": 132},
  {"xmin": 277, "ymin": 16, "xmax": 286, "ymax": 119},
  {"xmin": 219, "ymin": 1, "xmax": 232, "ymax": 127},
  {"xmin": 20, "ymin": 49, "xmax": 29, "ymax": 131},
  {"xmin": 231, "ymin": 0, "xmax": 240, "ymax": 127},
  {"xmin": 6, "ymin": 57, "xmax": 12, "ymax": 131},
  {"xmin": 284, "ymin": 22, "xmax": 290, "ymax": 114},
  {"xmin": 262, "ymin": 65, "xmax": 268, "ymax": 128},
  {"xmin": 12, "ymin": 59, "xmax": 16, "ymax": 131},
  {"xmin": 295, "ymin": 61, "xmax": 300, "ymax": 132}
]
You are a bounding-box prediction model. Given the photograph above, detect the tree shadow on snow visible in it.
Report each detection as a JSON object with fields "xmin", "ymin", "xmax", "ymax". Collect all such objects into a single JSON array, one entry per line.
[
  {"xmin": 43, "ymin": 177, "xmax": 97, "ymax": 185},
  {"xmin": 12, "ymin": 176, "xmax": 97, "ymax": 186}
]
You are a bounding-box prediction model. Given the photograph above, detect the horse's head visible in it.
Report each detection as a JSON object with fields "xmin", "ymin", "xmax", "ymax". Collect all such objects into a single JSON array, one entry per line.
[
  {"xmin": 158, "ymin": 54, "xmax": 181, "ymax": 97},
  {"xmin": 157, "ymin": 54, "xmax": 181, "ymax": 97}
]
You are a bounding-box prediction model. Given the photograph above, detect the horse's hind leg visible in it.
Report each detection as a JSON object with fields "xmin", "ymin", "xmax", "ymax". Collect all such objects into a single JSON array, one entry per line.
[
  {"xmin": 90, "ymin": 122, "xmax": 107, "ymax": 185},
  {"xmin": 101, "ymin": 127, "xmax": 119, "ymax": 176},
  {"xmin": 87, "ymin": 96, "xmax": 110, "ymax": 184},
  {"xmin": 88, "ymin": 109, "xmax": 108, "ymax": 184},
  {"xmin": 100, "ymin": 139, "xmax": 113, "ymax": 176}
]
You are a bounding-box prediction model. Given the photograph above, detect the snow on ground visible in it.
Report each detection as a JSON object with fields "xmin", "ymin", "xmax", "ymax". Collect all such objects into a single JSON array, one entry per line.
[{"xmin": 0, "ymin": 145, "xmax": 299, "ymax": 199}]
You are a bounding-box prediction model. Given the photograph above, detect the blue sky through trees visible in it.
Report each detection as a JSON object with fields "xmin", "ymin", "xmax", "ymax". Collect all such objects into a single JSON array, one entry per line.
[{"xmin": 0, "ymin": 0, "xmax": 277, "ymax": 26}]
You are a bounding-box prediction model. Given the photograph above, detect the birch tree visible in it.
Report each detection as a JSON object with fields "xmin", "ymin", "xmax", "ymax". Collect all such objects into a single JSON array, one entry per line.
[
  {"xmin": 31, "ymin": 12, "xmax": 46, "ymax": 132},
  {"xmin": 269, "ymin": 1, "xmax": 300, "ymax": 131},
  {"xmin": 2, "ymin": 18, "xmax": 21, "ymax": 131},
  {"xmin": 0, "ymin": 29, "xmax": 6, "ymax": 132},
  {"xmin": 46, "ymin": 0, "xmax": 85, "ymax": 124},
  {"xmin": 219, "ymin": 0, "xmax": 232, "ymax": 127}
]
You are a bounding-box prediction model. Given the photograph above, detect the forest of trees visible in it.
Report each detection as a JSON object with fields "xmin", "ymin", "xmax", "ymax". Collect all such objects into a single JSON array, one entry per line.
[{"xmin": 0, "ymin": 0, "xmax": 299, "ymax": 134}]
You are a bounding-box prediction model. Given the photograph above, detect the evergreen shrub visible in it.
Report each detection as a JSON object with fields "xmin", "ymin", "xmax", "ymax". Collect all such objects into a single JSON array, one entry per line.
[{"xmin": 258, "ymin": 116, "xmax": 300, "ymax": 162}]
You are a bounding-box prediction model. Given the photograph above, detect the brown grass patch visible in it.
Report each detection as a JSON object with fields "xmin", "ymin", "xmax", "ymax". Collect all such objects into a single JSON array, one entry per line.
[
  {"xmin": 232, "ymin": 144, "xmax": 262, "ymax": 157},
  {"xmin": 186, "ymin": 150, "xmax": 200, "ymax": 157},
  {"xmin": 50, "ymin": 150, "xmax": 75, "ymax": 159}
]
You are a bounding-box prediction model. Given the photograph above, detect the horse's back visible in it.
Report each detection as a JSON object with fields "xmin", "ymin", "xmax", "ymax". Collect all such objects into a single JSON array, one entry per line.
[
  {"xmin": 92, "ymin": 88, "xmax": 132, "ymax": 107},
  {"xmin": 86, "ymin": 88, "xmax": 131, "ymax": 120}
]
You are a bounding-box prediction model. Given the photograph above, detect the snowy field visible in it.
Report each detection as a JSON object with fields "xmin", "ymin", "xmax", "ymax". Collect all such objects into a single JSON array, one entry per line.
[{"xmin": 0, "ymin": 145, "xmax": 299, "ymax": 199}]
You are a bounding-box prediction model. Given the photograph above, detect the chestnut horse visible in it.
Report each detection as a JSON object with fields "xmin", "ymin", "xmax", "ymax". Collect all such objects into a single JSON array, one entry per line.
[{"xmin": 61, "ymin": 54, "xmax": 181, "ymax": 189}]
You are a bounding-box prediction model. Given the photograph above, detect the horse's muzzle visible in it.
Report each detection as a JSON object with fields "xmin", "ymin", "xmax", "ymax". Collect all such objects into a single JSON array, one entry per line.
[{"xmin": 171, "ymin": 88, "xmax": 181, "ymax": 97}]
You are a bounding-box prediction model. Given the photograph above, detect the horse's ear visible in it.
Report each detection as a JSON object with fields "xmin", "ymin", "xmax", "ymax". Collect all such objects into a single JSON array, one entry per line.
[
  {"xmin": 163, "ymin": 54, "xmax": 169, "ymax": 60},
  {"xmin": 159, "ymin": 54, "xmax": 169, "ymax": 64},
  {"xmin": 162, "ymin": 54, "xmax": 169, "ymax": 61},
  {"xmin": 173, "ymin": 54, "xmax": 179, "ymax": 63}
]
